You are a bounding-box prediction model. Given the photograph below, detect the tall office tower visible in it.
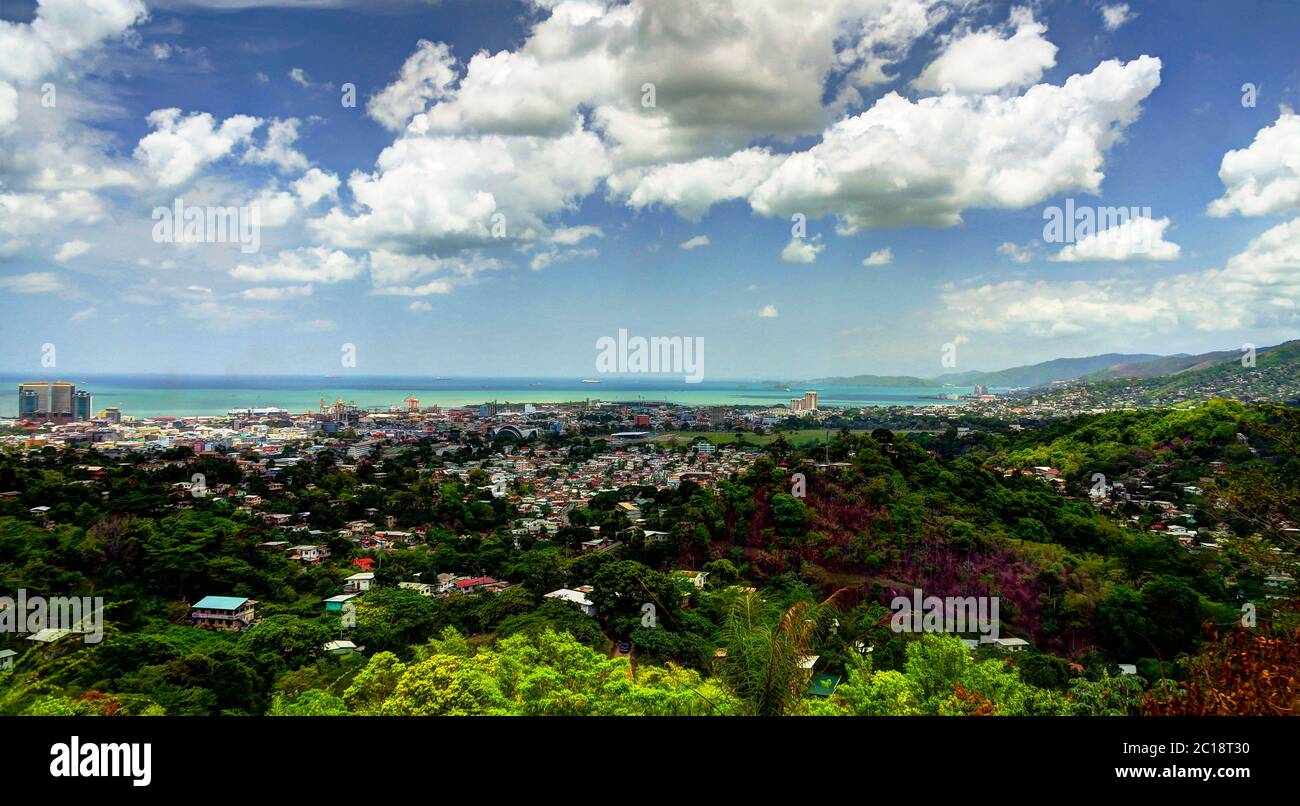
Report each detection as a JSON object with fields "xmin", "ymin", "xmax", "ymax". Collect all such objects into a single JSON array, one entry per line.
[
  {"xmin": 104, "ymin": 407, "xmax": 122, "ymax": 424},
  {"xmin": 18, "ymin": 389, "xmax": 39, "ymax": 418},
  {"xmin": 17, "ymin": 381, "xmax": 76, "ymax": 421},
  {"xmin": 789, "ymin": 397, "xmax": 804, "ymax": 413},
  {"xmin": 73, "ymin": 390, "xmax": 93, "ymax": 422},
  {"xmin": 803, "ymin": 391, "xmax": 818, "ymax": 411}
]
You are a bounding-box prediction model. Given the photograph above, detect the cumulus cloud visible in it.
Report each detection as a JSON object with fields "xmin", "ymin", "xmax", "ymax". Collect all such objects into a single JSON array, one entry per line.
[
  {"xmin": 310, "ymin": 119, "xmax": 610, "ymax": 254},
  {"xmin": 1207, "ymin": 111, "xmax": 1300, "ymax": 218},
  {"xmin": 292, "ymin": 167, "xmax": 340, "ymax": 206},
  {"xmin": 833, "ymin": 0, "xmax": 952, "ymax": 95},
  {"xmin": 608, "ymin": 148, "xmax": 786, "ymax": 220},
  {"xmin": 862, "ymin": 247, "xmax": 892, "ymax": 265},
  {"xmin": 0, "ymin": 0, "xmax": 147, "ymax": 86},
  {"xmin": 749, "ymin": 56, "xmax": 1161, "ymax": 232},
  {"xmin": 913, "ymin": 7, "xmax": 1058, "ymax": 95},
  {"xmin": 997, "ymin": 241, "xmax": 1035, "ymax": 263},
  {"xmin": 1051, "ymin": 216, "xmax": 1180, "ymax": 262},
  {"xmin": 782, "ymin": 235, "xmax": 824, "ymax": 263},
  {"xmin": 367, "ymin": 39, "xmax": 458, "ymax": 132},
  {"xmin": 942, "ymin": 215, "xmax": 1300, "ymax": 338},
  {"xmin": 135, "ymin": 108, "xmax": 262, "ymax": 187},
  {"xmin": 230, "ymin": 246, "xmax": 364, "ymax": 284},
  {"xmin": 386, "ymin": 0, "xmax": 924, "ymax": 165},
  {"xmin": 1100, "ymin": 4, "xmax": 1136, "ymax": 31},
  {"xmin": 242, "ymin": 117, "xmax": 310, "ymax": 174},
  {"xmin": 759, "ymin": 304, "xmax": 779, "ymax": 317}
]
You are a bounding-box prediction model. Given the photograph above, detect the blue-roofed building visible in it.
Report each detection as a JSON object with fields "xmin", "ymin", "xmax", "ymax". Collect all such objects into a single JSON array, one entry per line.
[{"xmin": 189, "ymin": 596, "xmax": 257, "ymax": 631}]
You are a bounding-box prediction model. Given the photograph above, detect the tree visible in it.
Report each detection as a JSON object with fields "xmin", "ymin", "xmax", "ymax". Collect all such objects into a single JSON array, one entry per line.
[{"xmin": 719, "ymin": 594, "xmax": 817, "ymax": 716}]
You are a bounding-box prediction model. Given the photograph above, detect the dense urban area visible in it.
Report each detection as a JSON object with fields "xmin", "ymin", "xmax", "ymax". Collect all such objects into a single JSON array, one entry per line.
[{"xmin": 1, "ymin": 347, "xmax": 1298, "ymax": 717}]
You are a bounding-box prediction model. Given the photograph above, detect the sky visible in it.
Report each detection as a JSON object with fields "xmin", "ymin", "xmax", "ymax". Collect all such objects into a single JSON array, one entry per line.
[{"xmin": 2, "ymin": 0, "xmax": 1300, "ymax": 381}]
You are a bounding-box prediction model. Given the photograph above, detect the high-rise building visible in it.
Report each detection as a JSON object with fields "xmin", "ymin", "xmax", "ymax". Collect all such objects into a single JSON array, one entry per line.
[
  {"xmin": 803, "ymin": 391, "xmax": 818, "ymax": 411},
  {"xmin": 73, "ymin": 390, "xmax": 93, "ymax": 422},
  {"xmin": 17, "ymin": 381, "xmax": 77, "ymax": 422}
]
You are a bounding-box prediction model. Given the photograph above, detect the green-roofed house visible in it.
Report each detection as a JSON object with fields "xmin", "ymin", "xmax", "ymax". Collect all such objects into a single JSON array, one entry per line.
[{"xmin": 189, "ymin": 596, "xmax": 257, "ymax": 631}]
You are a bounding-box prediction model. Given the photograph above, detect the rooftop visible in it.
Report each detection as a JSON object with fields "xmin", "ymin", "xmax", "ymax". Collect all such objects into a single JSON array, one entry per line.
[{"xmin": 191, "ymin": 595, "xmax": 251, "ymax": 611}]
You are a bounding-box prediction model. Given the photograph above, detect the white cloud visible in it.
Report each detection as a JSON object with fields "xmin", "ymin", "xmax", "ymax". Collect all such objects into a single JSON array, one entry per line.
[
  {"xmin": 389, "ymin": 0, "xmax": 938, "ymax": 165},
  {"xmin": 942, "ymin": 215, "xmax": 1300, "ymax": 339},
  {"xmin": 862, "ymin": 247, "xmax": 892, "ymax": 265},
  {"xmin": 242, "ymin": 117, "xmax": 309, "ymax": 174},
  {"xmin": 0, "ymin": 271, "xmax": 65, "ymax": 293},
  {"xmin": 0, "ymin": 190, "xmax": 106, "ymax": 235},
  {"xmin": 759, "ymin": 304, "xmax": 779, "ymax": 318},
  {"xmin": 409, "ymin": 300, "xmax": 433, "ymax": 312},
  {"xmin": 997, "ymin": 241, "xmax": 1034, "ymax": 263},
  {"xmin": 834, "ymin": 0, "xmax": 952, "ymax": 95},
  {"xmin": 1100, "ymin": 4, "xmax": 1136, "ymax": 31},
  {"xmin": 749, "ymin": 56, "xmax": 1161, "ymax": 232},
  {"xmin": 292, "ymin": 167, "xmax": 340, "ymax": 206},
  {"xmin": 913, "ymin": 8, "xmax": 1057, "ymax": 95},
  {"xmin": 782, "ymin": 235, "xmax": 824, "ymax": 263},
  {"xmin": 239, "ymin": 284, "xmax": 313, "ymax": 300},
  {"xmin": 230, "ymin": 247, "xmax": 364, "ymax": 284},
  {"xmin": 53, "ymin": 240, "xmax": 93, "ymax": 262},
  {"xmin": 368, "ymin": 249, "xmax": 501, "ymax": 294},
  {"xmin": 609, "ymin": 148, "xmax": 786, "ymax": 220},
  {"xmin": 551, "ymin": 225, "xmax": 603, "ymax": 245},
  {"xmin": 310, "ymin": 120, "xmax": 610, "ymax": 254},
  {"xmin": 71, "ymin": 305, "xmax": 97, "ymax": 321},
  {"xmin": 1051, "ymin": 216, "xmax": 1180, "ymax": 262},
  {"xmin": 135, "ymin": 108, "xmax": 262, "ymax": 187},
  {"xmin": 680, "ymin": 235, "xmax": 711, "ymax": 250},
  {"xmin": 529, "ymin": 246, "xmax": 597, "ymax": 271},
  {"xmin": 0, "ymin": 82, "xmax": 17, "ymax": 133},
  {"xmin": 367, "ymin": 39, "xmax": 458, "ymax": 132},
  {"xmin": 0, "ymin": 0, "xmax": 147, "ymax": 86},
  {"xmin": 1207, "ymin": 111, "xmax": 1300, "ymax": 218}
]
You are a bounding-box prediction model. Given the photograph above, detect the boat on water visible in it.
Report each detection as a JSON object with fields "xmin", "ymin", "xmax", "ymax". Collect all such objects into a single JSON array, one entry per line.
[{"xmin": 580, "ymin": 379, "xmax": 601, "ymax": 384}]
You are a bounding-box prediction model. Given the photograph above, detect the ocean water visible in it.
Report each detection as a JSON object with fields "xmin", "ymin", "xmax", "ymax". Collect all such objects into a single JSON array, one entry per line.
[{"xmin": 0, "ymin": 374, "xmax": 980, "ymax": 418}]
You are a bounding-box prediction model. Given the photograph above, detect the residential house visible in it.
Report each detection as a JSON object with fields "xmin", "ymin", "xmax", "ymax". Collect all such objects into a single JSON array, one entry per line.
[
  {"xmin": 189, "ymin": 596, "xmax": 257, "ymax": 631},
  {"xmin": 544, "ymin": 588, "xmax": 597, "ymax": 617},
  {"xmin": 343, "ymin": 573, "xmax": 375, "ymax": 594}
]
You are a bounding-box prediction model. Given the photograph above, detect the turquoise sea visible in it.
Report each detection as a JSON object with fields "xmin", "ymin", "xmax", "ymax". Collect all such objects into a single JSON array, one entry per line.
[{"xmin": 0, "ymin": 374, "xmax": 985, "ymax": 418}]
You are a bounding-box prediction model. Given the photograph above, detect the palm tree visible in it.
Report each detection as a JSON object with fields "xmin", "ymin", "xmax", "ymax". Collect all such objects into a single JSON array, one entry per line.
[{"xmin": 719, "ymin": 592, "xmax": 818, "ymax": 716}]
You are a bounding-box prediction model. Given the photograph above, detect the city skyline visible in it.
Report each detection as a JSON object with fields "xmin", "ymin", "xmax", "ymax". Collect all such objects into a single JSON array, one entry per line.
[{"xmin": 3, "ymin": 0, "xmax": 1300, "ymax": 381}]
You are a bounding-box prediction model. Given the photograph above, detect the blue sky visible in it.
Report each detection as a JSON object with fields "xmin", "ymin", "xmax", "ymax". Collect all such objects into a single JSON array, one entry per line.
[{"xmin": 2, "ymin": 0, "xmax": 1300, "ymax": 381}]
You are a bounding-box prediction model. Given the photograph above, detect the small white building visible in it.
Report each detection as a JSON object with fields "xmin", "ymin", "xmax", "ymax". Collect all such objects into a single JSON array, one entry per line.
[
  {"xmin": 545, "ymin": 588, "xmax": 597, "ymax": 617},
  {"xmin": 344, "ymin": 572, "xmax": 375, "ymax": 593}
]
